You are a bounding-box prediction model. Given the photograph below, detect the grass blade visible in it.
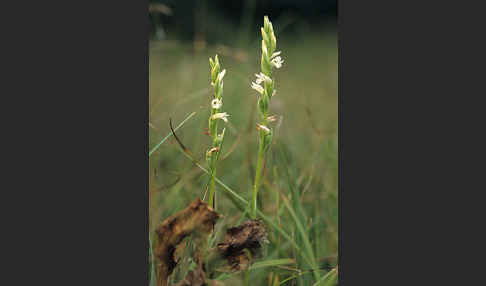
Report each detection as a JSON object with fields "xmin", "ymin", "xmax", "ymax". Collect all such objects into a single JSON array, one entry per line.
[
  {"xmin": 149, "ymin": 235, "xmax": 156, "ymax": 286},
  {"xmin": 313, "ymin": 267, "xmax": 338, "ymax": 286},
  {"xmin": 248, "ymin": 258, "xmax": 295, "ymax": 270},
  {"xmin": 280, "ymin": 192, "xmax": 320, "ymax": 282},
  {"xmin": 149, "ymin": 111, "xmax": 196, "ymax": 157},
  {"xmin": 215, "ymin": 259, "xmax": 295, "ymax": 281}
]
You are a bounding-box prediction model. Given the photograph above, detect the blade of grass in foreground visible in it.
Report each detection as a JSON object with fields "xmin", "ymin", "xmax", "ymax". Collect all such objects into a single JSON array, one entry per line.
[
  {"xmin": 149, "ymin": 111, "xmax": 196, "ymax": 157},
  {"xmin": 280, "ymin": 192, "xmax": 321, "ymax": 282},
  {"xmin": 149, "ymin": 235, "xmax": 156, "ymax": 286},
  {"xmin": 215, "ymin": 259, "xmax": 295, "ymax": 281},
  {"xmin": 313, "ymin": 267, "xmax": 338, "ymax": 286},
  {"xmin": 249, "ymin": 258, "xmax": 295, "ymax": 270},
  {"xmin": 149, "ymin": 253, "xmax": 156, "ymax": 286}
]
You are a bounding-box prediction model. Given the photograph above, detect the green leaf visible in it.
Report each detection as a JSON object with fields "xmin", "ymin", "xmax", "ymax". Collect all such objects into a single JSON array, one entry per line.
[
  {"xmin": 248, "ymin": 258, "xmax": 295, "ymax": 270},
  {"xmin": 313, "ymin": 268, "xmax": 338, "ymax": 286},
  {"xmin": 280, "ymin": 193, "xmax": 320, "ymax": 281},
  {"xmin": 215, "ymin": 259, "xmax": 295, "ymax": 281},
  {"xmin": 149, "ymin": 111, "xmax": 196, "ymax": 157}
]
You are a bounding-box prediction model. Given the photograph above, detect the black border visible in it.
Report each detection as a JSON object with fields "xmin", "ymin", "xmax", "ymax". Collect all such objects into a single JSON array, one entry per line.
[
  {"xmin": 15, "ymin": 0, "xmax": 467, "ymax": 284},
  {"xmin": 19, "ymin": 0, "xmax": 150, "ymax": 284}
]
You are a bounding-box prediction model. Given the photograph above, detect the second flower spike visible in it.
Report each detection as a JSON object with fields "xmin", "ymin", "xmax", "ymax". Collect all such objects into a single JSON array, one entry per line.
[{"xmin": 207, "ymin": 55, "xmax": 229, "ymax": 209}]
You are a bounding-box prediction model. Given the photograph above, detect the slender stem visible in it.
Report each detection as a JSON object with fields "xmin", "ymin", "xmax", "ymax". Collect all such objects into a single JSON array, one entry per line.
[
  {"xmin": 208, "ymin": 107, "xmax": 219, "ymax": 208},
  {"xmin": 251, "ymin": 115, "xmax": 267, "ymax": 218},
  {"xmin": 208, "ymin": 167, "xmax": 217, "ymax": 207},
  {"xmin": 251, "ymin": 139, "xmax": 264, "ymax": 218},
  {"xmin": 244, "ymin": 268, "xmax": 250, "ymax": 286}
]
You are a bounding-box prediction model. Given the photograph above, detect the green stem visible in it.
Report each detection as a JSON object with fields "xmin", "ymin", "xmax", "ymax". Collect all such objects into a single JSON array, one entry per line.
[
  {"xmin": 244, "ymin": 268, "xmax": 250, "ymax": 286},
  {"xmin": 208, "ymin": 167, "xmax": 217, "ymax": 208},
  {"xmin": 251, "ymin": 129, "xmax": 265, "ymax": 218},
  {"xmin": 208, "ymin": 110, "xmax": 219, "ymax": 208}
]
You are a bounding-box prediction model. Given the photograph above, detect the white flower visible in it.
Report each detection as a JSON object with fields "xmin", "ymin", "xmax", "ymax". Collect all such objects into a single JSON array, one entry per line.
[
  {"xmin": 211, "ymin": 112, "xmax": 229, "ymax": 123},
  {"xmin": 217, "ymin": 69, "xmax": 226, "ymax": 83},
  {"xmin": 217, "ymin": 133, "xmax": 224, "ymax": 141},
  {"xmin": 270, "ymin": 51, "xmax": 281, "ymax": 59},
  {"xmin": 251, "ymin": 82, "xmax": 264, "ymax": 94},
  {"xmin": 267, "ymin": 115, "xmax": 278, "ymax": 122},
  {"xmin": 256, "ymin": 124, "xmax": 271, "ymax": 134},
  {"xmin": 208, "ymin": 147, "xmax": 219, "ymax": 154},
  {"xmin": 211, "ymin": 98, "xmax": 222, "ymax": 109},
  {"xmin": 255, "ymin": 73, "xmax": 272, "ymax": 85},
  {"xmin": 271, "ymin": 56, "xmax": 284, "ymax": 69}
]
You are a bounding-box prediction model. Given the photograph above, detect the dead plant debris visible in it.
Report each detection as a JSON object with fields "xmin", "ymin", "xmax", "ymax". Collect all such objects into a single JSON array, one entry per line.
[
  {"xmin": 154, "ymin": 198, "xmax": 221, "ymax": 286},
  {"xmin": 217, "ymin": 219, "xmax": 269, "ymax": 271}
]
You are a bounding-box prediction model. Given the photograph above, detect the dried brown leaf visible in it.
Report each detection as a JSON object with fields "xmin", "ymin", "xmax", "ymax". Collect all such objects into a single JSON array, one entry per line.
[
  {"xmin": 154, "ymin": 198, "xmax": 221, "ymax": 286},
  {"xmin": 217, "ymin": 219, "xmax": 268, "ymax": 271}
]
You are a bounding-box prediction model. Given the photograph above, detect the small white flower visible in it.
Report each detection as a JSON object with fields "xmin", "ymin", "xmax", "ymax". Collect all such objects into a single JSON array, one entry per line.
[
  {"xmin": 251, "ymin": 82, "xmax": 264, "ymax": 94},
  {"xmin": 267, "ymin": 115, "xmax": 278, "ymax": 122},
  {"xmin": 209, "ymin": 147, "xmax": 219, "ymax": 154},
  {"xmin": 211, "ymin": 98, "xmax": 222, "ymax": 109},
  {"xmin": 255, "ymin": 73, "xmax": 272, "ymax": 85},
  {"xmin": 217, "ymin": 69, "xmax": 226, "ymax": 82},
  {"xmin": 211, "ymin": 112, "xmax": 229, "ymax": 123},
  {"xmin": 271, "ymin": 56, "xmax": 284, "ymax": 69},
  {"xmin": 256, "ymin": 124, "xmax": 271, "ymax": 134},
  {"xmin": 270, "ymin": 51, "xmax": 281, "ymax": 59}
]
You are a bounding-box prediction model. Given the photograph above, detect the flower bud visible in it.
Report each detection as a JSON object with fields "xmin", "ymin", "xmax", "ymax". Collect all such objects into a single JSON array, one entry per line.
[
  {"xmin": 208, "ymin": 116, "xmax": 217, "ymax": 136},
  {"xmin": 262, "ymin": 130, "xmax": 273, "ymax": 152},
  {"xmin": 264, "ymin": 16, "xmax": 271, "ymax": 33},
  {"xmin": 258, "ymin": 95, "xmax": 268, "ymax": 116},
  {"xmin": 211, "ymin": 98, "xmax": 222, "ymax": 109},
  {"xmin": 209, "ymin": 57, "xmax": 214, "ymax": 69},
  {"xmin": 211, "ymin": 112, "xmax": 230, "ymax": 123},
  {"xmin": 264, "ymin": 81, "xmax": 273, "ymax": 99},
  {"xmin": 270, "ymin": 32, "xmax": 276, "ymax": 54},
  {"xmin": 211, "ymin": 63, "xmax": 219, "ymax": 83},
  {"xmin": 257, "ymin": 124, "xmax": 273, "ymax": 152},
  {"xmin": 214, "ymin": 128, "xmax": 225, "ymax": 147},
  {"xmin": 261, "ymin": 27, "xmax": 270, "ymax": 48},
  {"xmin": 267, "ymin": 114, "xmax": 278, "ymax": 122},
  {"xmin": 206, "ymin": 148, "xmax": 215, "ymax": 167},
  {"xmin": 261, "ymin": 53, "xmax": 272, "ymax": 76}
]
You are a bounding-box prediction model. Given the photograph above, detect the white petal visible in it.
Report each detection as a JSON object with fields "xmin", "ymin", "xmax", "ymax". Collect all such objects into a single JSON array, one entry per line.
[
  {"xmin": 257, "ymin": 124, "xmax": 271, "ymax": 133},
  {"xmin": 271, "ymin": 56, "xmax": 284, "ymax": 69},
  {"xmin": 251, "ymin": 82, "xmax": 264, "ymax": 94},
  {"xmin": 271, "ymin": 51, "xmax": 281, "ymax": 59},
  {"xmin": 256, "ymin": 72, "xmax": 272, "ymax": 84},
  {"xmin": 217, "ymin": 69, "xmax": 226, "ymax": 82},
  {"xmin": 211, "ymin": 112, "xmax": 229, "ymax": 122},
  {"xmin": 255, "ymin": 73, "xmax": 263, "ymax": 84},
  {"xmin": 211, "ymin": 98, "xmax": 222, "ymax": 109}
]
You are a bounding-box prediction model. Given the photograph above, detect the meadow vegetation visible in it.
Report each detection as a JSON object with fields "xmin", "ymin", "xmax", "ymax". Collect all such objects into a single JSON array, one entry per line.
[{"xmin": 149, "ymin": 17, "xmax": 337, "ymax": 286}]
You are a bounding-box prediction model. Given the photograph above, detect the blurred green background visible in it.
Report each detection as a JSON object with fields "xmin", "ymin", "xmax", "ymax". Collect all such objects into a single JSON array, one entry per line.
[{"xmin": 149, "ymin": 1, "xmax": 337, "ymax": 285}]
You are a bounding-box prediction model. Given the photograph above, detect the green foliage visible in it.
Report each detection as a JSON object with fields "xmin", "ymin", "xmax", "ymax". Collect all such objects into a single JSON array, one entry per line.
[{"xmin": 149, "ymin": 21, "xmax": 337, "ymax": 285}]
